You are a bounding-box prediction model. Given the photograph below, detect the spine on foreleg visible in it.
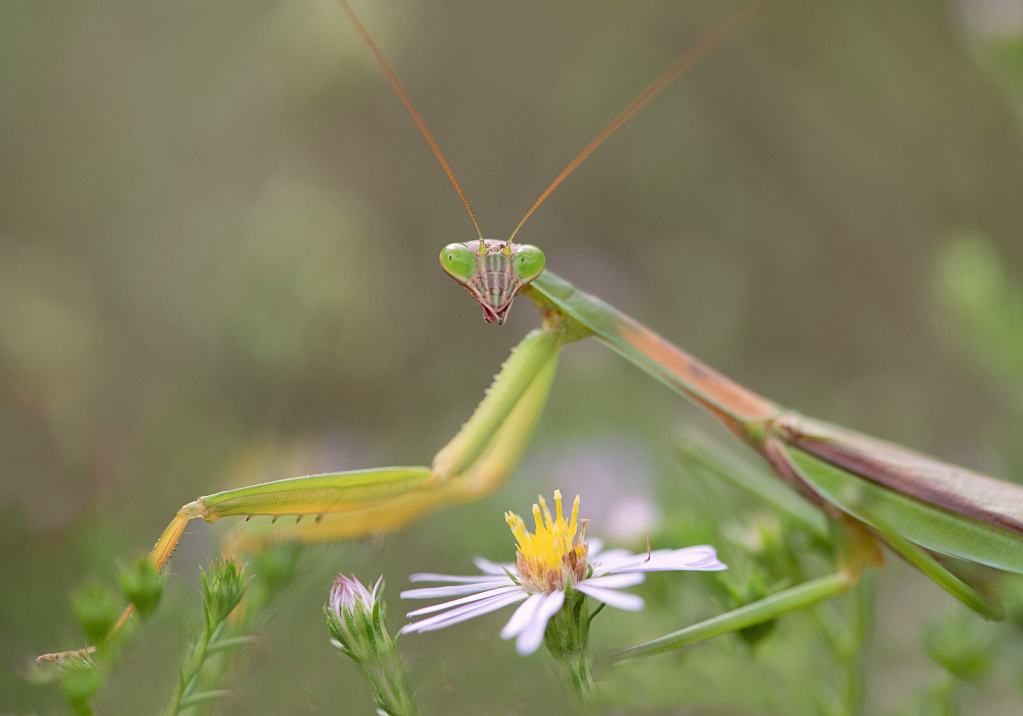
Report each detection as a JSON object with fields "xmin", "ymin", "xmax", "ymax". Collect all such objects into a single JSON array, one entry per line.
[{"xmin": 431, "ymin": 328, "xmax": 561, "ymax": 482}]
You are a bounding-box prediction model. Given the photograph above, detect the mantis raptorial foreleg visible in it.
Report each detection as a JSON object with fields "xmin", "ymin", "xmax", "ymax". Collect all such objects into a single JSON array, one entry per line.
[
  {"xmin": 226, "ymin": 337, "xmax": 561, "ymax": 553},
  {"xmin": 168, "ymin": 326, "xmax": 561, "ymax": 547},
  {"xmin": 39, "ymin": 325, "xmax": 565, "ymax": 662}
]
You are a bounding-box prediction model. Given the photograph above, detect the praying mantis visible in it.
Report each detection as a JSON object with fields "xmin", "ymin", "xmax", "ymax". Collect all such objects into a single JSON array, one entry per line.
[{"xmin": 37, "ymin": 0, "xmax": 1023, "ymax": 666}]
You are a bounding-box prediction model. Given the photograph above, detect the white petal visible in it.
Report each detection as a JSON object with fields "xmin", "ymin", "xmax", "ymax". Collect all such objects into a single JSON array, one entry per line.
[
  {"xmin": 638, "ymin": 548, "xmax": 727, "ymax": 573},
  {"xmin": 406, "ymin": 586, "xmax": 524, "ymax": 617},
  {"xmin": 585, "ymin": 538, "xmax": 604, "ymax": 556},
  {"xmin": 473, "ymin": 556, "xmax": 514, "ymax": 575},
  {"xmin": 409, "ymin": 572, "xmax": 513, "ymax": 583},
  {"xmin": 580, "ymin": 572, "xmax": 646, "ymax": 589},
  {"xmin": 515, "ymin": 591, "xmax": 565, "ymax": 656},
  {"xmin": 400, "ymin": 581, "xmax": 512, "ymax": 599},
  {"xmin": 406, "ymin": 592, "xmax": 526, "ymax": 633},
  {"xmin": 575, "ymin": 583, "xmax": 644, "ymax": 611},
  {"xmin": 402, "ymin": 591, "xmax": 526, "ymax": 633},
  {"xmin": 500, "ymin": 593, "xmax": 544, "ymax": 640},
  {"xmin": 597, "ymin": 548, "xmax": 673, "ymax": 568},
  {"xmin": 601, "ymin": 546, "xmax": 727, "ymax": 574}
]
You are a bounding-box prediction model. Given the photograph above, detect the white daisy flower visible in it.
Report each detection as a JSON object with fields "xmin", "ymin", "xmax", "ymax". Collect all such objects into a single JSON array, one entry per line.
[{"xmin": 400, "ymin": 490, "xmax": 727, "ymax": 655}]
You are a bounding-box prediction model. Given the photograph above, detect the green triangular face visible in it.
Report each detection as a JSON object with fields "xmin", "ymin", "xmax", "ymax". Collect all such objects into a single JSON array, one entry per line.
[{"xmin": 439, "ymin": 240, "xmax": 545, "ymax": 324}]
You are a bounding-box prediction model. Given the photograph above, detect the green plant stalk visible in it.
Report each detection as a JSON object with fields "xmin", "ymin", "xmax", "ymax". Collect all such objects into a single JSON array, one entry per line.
[
  {"xmin": 617, "ymin": 571, "xmax": 855, "ymax": 661},
  {"xmin": 188, "ymin": 545, "xmax": 302, "ymax": 711},
  {"xmin": 326, "ymin": 578, "xmax": 421, "ymax": 716},
  {"xmin": 353, "ymin": 650, "xmax": 421, "ymax": 716},
  {"xmin": 163, "ymin": 562, "xmax": 247, "ymax": 716},
  {"xmin": 164, "ymin": 620, "xmax": 226, "ymax": 716},
  {"xmin": 544, "ymin": 590, "xmax": 597, "ymax": 711}
]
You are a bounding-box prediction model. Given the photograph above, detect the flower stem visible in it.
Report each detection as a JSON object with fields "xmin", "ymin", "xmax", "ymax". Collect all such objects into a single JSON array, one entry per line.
[
  {"xmin": 544, "ymin": 589, "xmax": 599, "ymax": 712},
  {"xmin": 163, "ymin": 560, "xmax": 247, "ymax": 716},
  {"xmin": 562, "ymin": 651, "xmax": 597, "ymax": 711},
  {"xmin": 326, "ymin": 576, "xmax": 422, "ymax": 716},
  {"xmin": 358, "ymin": 654, "xmax": 422, "ymax": 716}
]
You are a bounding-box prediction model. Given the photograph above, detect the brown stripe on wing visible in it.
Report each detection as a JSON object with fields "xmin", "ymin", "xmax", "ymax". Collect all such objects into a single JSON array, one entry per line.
[
  {"xmin": 612, "ymin": 315, "xmax": 781, "ymax": 425},
  {"xmin": 777, "ymin": 413, "xmax": 1023, "ymax": 536},
  {"xmin": 525, "ymin": 270, "xmax": 780, "ymax": 429}
]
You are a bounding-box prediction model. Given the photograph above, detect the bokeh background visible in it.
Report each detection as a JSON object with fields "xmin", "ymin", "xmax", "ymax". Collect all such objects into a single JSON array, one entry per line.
[{"xmin": 5, "ymin": 0, "xmax": 1023, "ymax": 713}]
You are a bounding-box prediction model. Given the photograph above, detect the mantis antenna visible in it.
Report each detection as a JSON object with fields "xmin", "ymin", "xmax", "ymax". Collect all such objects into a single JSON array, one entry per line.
[
  {"xmin": 336, "ymin": 0, "xmax": 484, "ymax": 241},
  {"xmin": 506, "ymin": 0, "xmax": 776, "ymax": 244}
]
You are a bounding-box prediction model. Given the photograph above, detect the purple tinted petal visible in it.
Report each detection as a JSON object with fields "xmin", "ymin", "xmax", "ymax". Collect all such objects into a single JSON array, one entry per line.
[
  {"xmin": 515, "ymin": 591, "xmax": 565, "ymax": 656},
  {"xmin": 401, "ymin": 581, "xmax": 512, "ymax": 600},
  {"xmin": 500, "ymin": 593, "xmax": 544, "ymax": 640},
  {"xmin": 406, "ymin": 586, "xmax": 524, "ymax": 617},
  {"xmin": 585, "ymin": 538, "xmax": 604, "ymax": 557},
  {"xmin": 575, "ymin": 583, "xmax": 644, "ymax": 611},
  {"xmin": 352, "ymin": 574, "xmax": 374, "ymax": 608}
]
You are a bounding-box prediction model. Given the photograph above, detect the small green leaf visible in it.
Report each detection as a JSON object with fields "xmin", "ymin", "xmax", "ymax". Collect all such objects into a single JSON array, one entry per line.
[
  {"xmin": 71, "ymin": 582, "xmax": 121, "ymax": 646},
  {"xmin": 118, "ymin": 557, "xmax": 165, "ymax": 620}
]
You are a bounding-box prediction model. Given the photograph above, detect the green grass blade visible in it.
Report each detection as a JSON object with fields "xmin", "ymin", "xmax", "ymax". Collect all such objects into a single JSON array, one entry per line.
[
  {"xmin": 614, "ymin": 572, "xmax": 854, "ymax": 662},
  {"xmin": 177, "ymin": 690, "xmax": 231, "ymax": 709}
]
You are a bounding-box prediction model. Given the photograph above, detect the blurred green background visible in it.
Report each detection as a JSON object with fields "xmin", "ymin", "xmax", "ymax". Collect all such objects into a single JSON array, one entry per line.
[{"xmin": 5, "ymin": 0, "xmax": 1023, "ymax": 713}]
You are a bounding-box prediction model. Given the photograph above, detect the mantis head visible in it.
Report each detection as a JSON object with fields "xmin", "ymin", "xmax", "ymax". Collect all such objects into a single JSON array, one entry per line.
[{"xmin": 439, "ymin": 239, "xmax": 546, "ymax": 324}]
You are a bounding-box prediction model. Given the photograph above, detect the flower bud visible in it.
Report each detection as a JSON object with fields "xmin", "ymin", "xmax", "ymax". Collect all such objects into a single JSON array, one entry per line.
[
  {"xmin": 324, "ymin": 573, "xmax": 420, "ymax": 716},
  {"xmin": 325, "ymin": 574, "xmax": 386, "ymax": 662},
  {"xmin": 202, "ymin": 559, "xmax": 247, "ymax": 626}
]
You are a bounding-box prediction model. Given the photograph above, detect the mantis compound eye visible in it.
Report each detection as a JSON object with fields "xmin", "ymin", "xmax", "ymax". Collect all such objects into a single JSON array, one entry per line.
[
  {"xmin": 439, "ymin": 243, "xmax": 477, "ymax": 284},
  {"xmin": 513, "ymin": 245, "xmax": 545, "ymax": 283}
]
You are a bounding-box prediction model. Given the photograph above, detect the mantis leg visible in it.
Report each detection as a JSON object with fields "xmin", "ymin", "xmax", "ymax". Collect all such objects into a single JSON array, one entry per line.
[
  {"xmin": 608, "ymin": 430, "xmax": 865, "ymax": 664},
  {"xmin": 225, "ymin": 339, "xmax": 560, "ymax": 552},
  {"xmin": 44, "ymin": 326, "xmax": 563, "ymax": 659},
  {"xmin": 170, "ymin": 327, "xmax": 558, "ymax": 545},
  {"xmin": 161, "ymin": 326, "xmax": 560, "ymax": 553},
  {"xmin": 862, "ymin": 509, "xmax": 1004, "ymax": 620}
]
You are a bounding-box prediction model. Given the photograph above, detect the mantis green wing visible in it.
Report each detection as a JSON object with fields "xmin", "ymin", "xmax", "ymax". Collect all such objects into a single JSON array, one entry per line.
[
  {"xmin": 778, "ymin": 412, "xmax": 1023, "ymax": 535},
  {"xmin": 526, "ymin": 270, "xmax": 1023, "ymax": 565},
  {"xmin": 524, "ymin": 268, "xmax": 1023, "ymax": 653}
]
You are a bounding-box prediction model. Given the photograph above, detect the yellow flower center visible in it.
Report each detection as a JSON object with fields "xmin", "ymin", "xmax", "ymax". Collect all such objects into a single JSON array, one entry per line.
[{"xmin": 505, "ymin": 491, "xmax": 589, "ymax": 593}]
